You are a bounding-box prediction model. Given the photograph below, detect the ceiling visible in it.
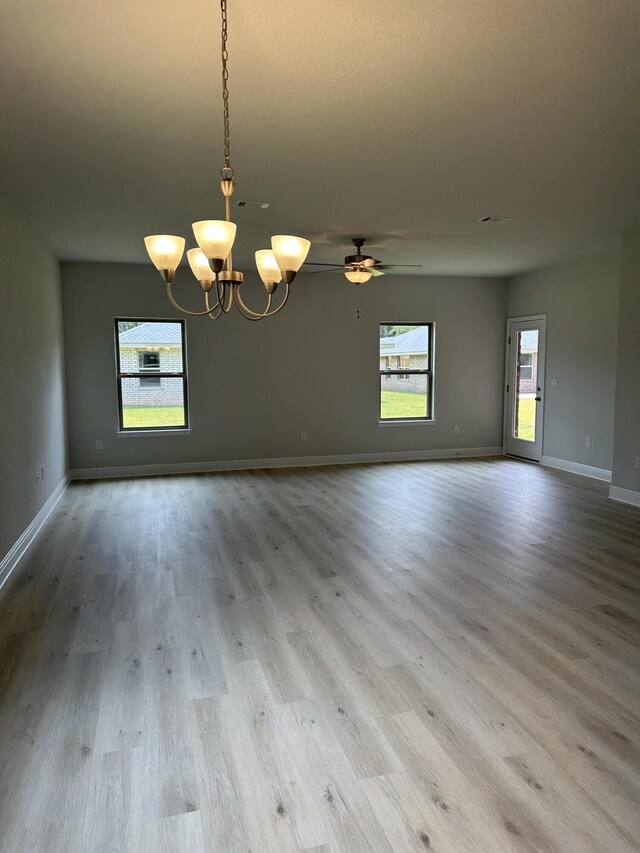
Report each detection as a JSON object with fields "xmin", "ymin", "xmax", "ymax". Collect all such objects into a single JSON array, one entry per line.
[{"xmin": 1, "ymin": 0, "xmax": 639, "ymax": 276}]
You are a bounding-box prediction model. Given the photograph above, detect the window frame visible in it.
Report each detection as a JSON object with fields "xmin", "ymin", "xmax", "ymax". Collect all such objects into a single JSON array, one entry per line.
[
  {"xmin": 379, "ymin": 322, "xmax": 434, "ymax": 423},
  {"xmin": 114, "ymin": 318, "xmax": 189, "ymax": 432}
]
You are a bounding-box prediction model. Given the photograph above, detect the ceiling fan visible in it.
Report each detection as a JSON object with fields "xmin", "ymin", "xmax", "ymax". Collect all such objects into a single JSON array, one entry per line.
[{"xmin": 304, "ymin": 238, "xmax": 422, "ymax": 284}]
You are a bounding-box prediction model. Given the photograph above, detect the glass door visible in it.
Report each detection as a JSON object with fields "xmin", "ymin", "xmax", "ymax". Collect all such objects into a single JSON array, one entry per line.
[{"xmin": 505, "ymin": 317, "xmax": 546, "ymax": 461}]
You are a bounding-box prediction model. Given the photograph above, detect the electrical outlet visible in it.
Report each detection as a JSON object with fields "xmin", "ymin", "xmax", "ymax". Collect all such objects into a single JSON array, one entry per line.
[
  {"xmin": 635, "ymin": 456, "xmax": 640, "ymax": 469},
  {"xmin": 551, "ymin": 378, "xmax": 559, "ymax": 388},
  {"xmin": 454, "ymin": 425, "xmax": 460, "ymax": 434},
  {"xmin": 300, "ymin": 431, "xmax": 307, "ymax": 441},
  {"xmin": 96, "ymin": 439, "xmax": 103, "ymax": 450},
  {"xmin": 586, "ymin": 436, "xmax": 592, "ymax": 448},
  {"xmin": 35, "ymin": 470, "xmax": 40, "ymax": 484}
]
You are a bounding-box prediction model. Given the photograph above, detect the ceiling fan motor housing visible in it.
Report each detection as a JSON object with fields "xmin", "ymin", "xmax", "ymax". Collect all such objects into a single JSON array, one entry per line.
[{"xmin": 345, "ymin": 252, "xmax": 372, "ymax": 266}]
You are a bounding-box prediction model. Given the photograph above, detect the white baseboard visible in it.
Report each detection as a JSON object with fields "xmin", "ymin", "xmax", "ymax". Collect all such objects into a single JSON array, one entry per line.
[
  {"xmin": 609, "ymin": 486, "xmax": 640, "ymax": 508},
  {"xmin": 0, "ymin": 475, "xmax": 69, "ymax": 594},
  {"xmin": 69, "ymin": 446, "xmax": 504, "ymax": 481},
  {"xmin": 541, "ymin": 455, "xmax": 612, "ymax": 482}
]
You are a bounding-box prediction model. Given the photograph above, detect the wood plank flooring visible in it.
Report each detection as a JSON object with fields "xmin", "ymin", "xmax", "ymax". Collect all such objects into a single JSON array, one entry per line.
[{"xmin": 0, "ymin": 457, "xmax": 639, "ymax": 852}]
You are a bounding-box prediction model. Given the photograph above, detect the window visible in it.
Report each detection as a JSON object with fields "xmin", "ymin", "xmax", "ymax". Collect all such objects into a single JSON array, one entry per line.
[
  {"xmin": 115, "ymin": 319, "xmax": 188, "ymax": 430},
  {"xmin": 519, "ymin": 352, "xmax": 533, "ymax": 380},
  {"xmin": 139, "ymin": 351, "xmax": 160, "ymax": 371},
  {"xmin": 379, "ymin": 323, "xmax": 433, "ymax": 421}
]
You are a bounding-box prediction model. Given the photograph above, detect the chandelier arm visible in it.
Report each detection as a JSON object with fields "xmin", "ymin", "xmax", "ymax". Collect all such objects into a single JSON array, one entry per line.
[
  {"xmin": 262, "ymin": 281, "xmax": 291, "ymax": 317},
  {"xmin": 233, "ymin": 284, "xmax": 273, "ymax": 320},
  {"xmin": 166, "ymin": 282, "xmax": 221, "ymax": 316},
  {"xmin": 205, "ymin": 289, "xmax": 223, "ymax": 319},
  {"xmin": 218, "ymin": 279, "xmax": 235, "ymax": 313}
]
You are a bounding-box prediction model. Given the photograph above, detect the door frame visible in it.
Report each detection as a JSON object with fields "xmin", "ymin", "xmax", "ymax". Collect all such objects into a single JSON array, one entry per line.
[{"xmin": 502, "ymin": 314, "xmax": 547, "ymax": 461}]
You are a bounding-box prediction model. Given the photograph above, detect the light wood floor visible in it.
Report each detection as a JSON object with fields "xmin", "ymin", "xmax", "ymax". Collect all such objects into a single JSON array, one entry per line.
[{"xmin": 0, "ymin": 458, "xmax": 639, "ymax": 852}]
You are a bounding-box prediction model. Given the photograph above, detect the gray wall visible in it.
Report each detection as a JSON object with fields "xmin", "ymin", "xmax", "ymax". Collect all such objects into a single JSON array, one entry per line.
[
  {"xmin": 612, "ymin": 232, "xmax": 640, "ymax": 493},
  {"xmin": 507, "ymin": 247, "xmax": 620, "ymax": 472},
  {"xmin": 0, "ymin": 193, "xmax": 67, "ymax": 560},
  {"xmin": 61, "ymin": 263, "xmax": 506, "ymax": 472}
]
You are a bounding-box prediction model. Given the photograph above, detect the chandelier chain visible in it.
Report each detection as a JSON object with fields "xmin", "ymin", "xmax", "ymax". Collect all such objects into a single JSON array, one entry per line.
[{"xmin": 220, "ymin": 0, "xmax": 233, "ymax": 179}]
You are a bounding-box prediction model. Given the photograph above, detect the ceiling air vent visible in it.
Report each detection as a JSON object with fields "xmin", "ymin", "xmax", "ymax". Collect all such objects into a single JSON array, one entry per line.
[
  {"xmin": 233, "ymin": 200, "xmax": 271, "ymax": 209},
  {"xmin": 478, "ymin": 216, "xmax": 516, "ymax": 224}
]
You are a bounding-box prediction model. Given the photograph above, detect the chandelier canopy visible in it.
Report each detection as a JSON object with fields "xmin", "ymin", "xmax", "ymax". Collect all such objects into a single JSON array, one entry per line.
[{"xmin": 144, "ymin": 0, "xmax": 310, "ymax": 320}]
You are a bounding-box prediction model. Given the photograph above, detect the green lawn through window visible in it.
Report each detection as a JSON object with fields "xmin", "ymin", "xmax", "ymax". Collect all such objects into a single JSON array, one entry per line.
[
  {"xmin": 515, "ymin": 397, "xmax": 536, "ymax": 441},
  {"xmin": 122, "ymin": 406, "xmax": 185, "ymax": 429},
  {"xmin": 122, "ymin": 398, "xmax": 535, "ymax": 433},
  {"xmin": 379, "ymin": 392, "xmax": 537, "ymax": 433},
  {"xmin": 380, "ymin": 390, "xmax": 428, "ymax": 420}
]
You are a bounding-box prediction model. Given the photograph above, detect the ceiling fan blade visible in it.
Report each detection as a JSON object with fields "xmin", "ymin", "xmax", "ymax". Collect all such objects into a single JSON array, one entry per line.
[
  {"xmin": 369, "ymin": 268, "xmax": 385, "ymax": 277},
  {"xmin": 361, "ymin": 258, "xmax": 381, "ymax": 267},
  {"xmin": 310, "ymin": 267, "xmax": 346, "ymax": 274},
  {"xmin": 373, "ymin": 264, "xmax": 423, "ymax": 271},
  {"xmin": 303, "ymin": 261, "xmax": 344, "ymax": 267}
]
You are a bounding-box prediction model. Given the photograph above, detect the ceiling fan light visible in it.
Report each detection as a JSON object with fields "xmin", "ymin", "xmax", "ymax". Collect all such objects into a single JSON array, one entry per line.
[
  {"xmin": 187, "ymin": 247, "xmax": 215, "ymax": 283},
  {"xmin": 192, "ymin": 220, "xmax": 237, "ymax": 262},
  {"xmin": 255, "ymin": 249, "xmax": 283, "ymax": 287},
  {"xmin": 144, "ymin": 235, "xmax": 185, "ymax": 273},
  {"xmin": 271, "ymin": 235, "xmax": 311, "ymax": 273},
  {"xmin": 345, "ymin": 269, "xmax": 373, "ymax": 284}
]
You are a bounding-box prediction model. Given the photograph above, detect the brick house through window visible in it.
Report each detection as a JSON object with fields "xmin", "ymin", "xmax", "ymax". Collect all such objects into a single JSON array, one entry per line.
[
  {"xmin": 117, "ymin": 322, "xmax": 185, "ymax": 408},
  {"xmin": 379, "ymin": 327, "xmax": 430, "ymax": 393},
  {"xmin": 517, "ymin": 330, "xmax": 539, "ymax": 393}
]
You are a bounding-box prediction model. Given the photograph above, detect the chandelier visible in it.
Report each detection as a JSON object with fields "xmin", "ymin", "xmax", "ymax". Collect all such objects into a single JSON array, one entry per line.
[{"xmin": 144, "ymin": 0, "xmax": 311, "ymax": 320}]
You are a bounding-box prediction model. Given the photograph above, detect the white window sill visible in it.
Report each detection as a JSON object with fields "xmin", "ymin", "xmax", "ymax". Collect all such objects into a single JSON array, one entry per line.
[
  {"xmin": 117, "ymin": 428, "xmax": 192, "ymax": 437},
  {"xmin": 378, "ymin": 419, "xmax": 437, "ymax": 427}
]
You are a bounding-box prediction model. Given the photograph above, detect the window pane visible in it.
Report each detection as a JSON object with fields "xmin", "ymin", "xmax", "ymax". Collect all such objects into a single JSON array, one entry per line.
[
  {"xmin": 380, "ymin": 373, "xmax": 428, "ymax": 419},
  {"xmin": 120, "ymin": 377, "xmax": 185, "ymax": 428},
  {"xmin": 513, "ymin": 329, "xmax": 539, "ymax": 441},
  {"xmin": 379, "ymin": 325, "xmax": 429, "ymax": 370},
  {"xmin": 117, "ymin": 321, "xmax": 184, "ymax": 373}
]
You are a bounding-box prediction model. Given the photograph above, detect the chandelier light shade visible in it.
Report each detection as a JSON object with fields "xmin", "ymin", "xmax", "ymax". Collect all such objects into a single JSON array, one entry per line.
[
  {"xmin": 345, "ymin": 268, "xmax": 373, "ymax": 284},
  {"xmin": 255, "ymin": 249, "xmax": 283, "ymax": 292},
  {"xmin": 143, "ymin": 0, "xmax": 310, "ymax": 321},
  {"xmin": 271, "ymin": 236, "xmax": 311, "ymax": 281},
  {"xmin": 187, "ymin": 248, "xmax": 216, "ymax": 287},
  {"xmin": 192, "ymin": 220, "xmax": 237, "ymax": 271},
  {"xmin": 144, "ymin": 235, "xmax": 186, "ymax": 281}
]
